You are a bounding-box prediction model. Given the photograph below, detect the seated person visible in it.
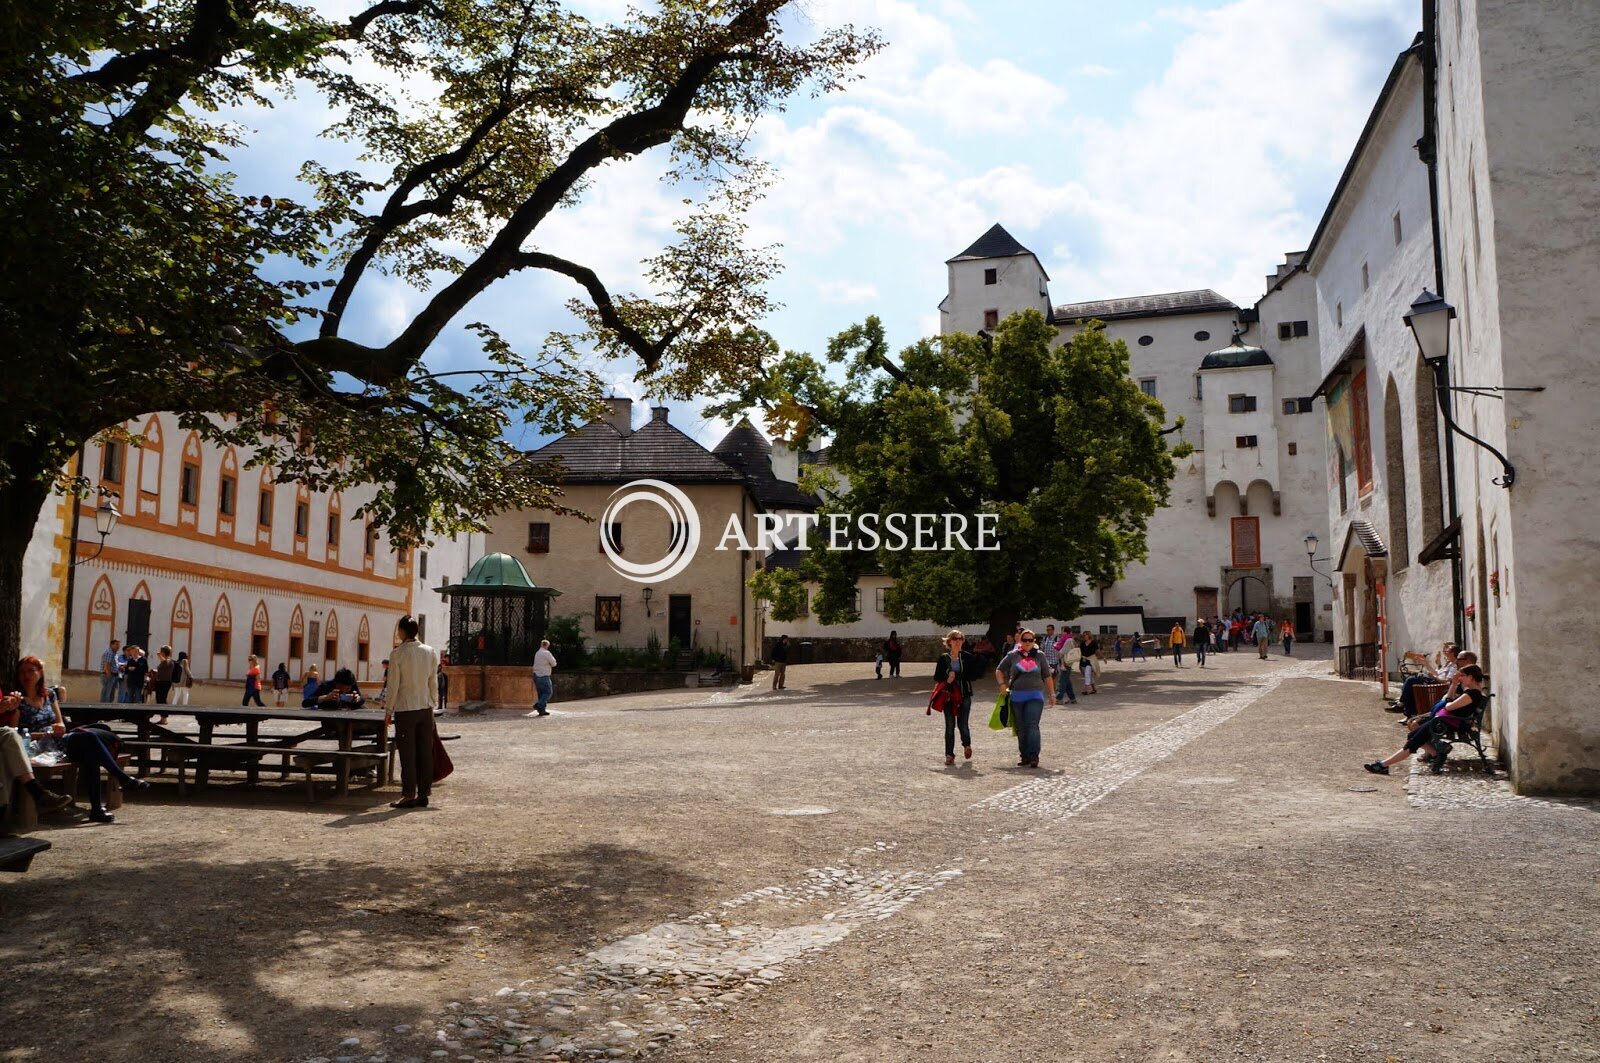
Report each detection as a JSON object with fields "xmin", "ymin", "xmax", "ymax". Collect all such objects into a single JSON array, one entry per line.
[
  {"xmin": 0, "ymin": 695, "xmax": 72, "ymax": 818},
  {"xmin": 62, "ymin": 723, "xmax": 148, "ymax": 824},
  {"xmin": 303, "ymin": 667, "xmax": 366, "ymax": 710},
  {"xmin": 14, "ymin": 655, "xmax": 65, "ymax": 756},
  {"xmin": 1404, "ymin": 651, "xmax": 1477, "ymax": 731},
  {"xmin": 1390, "ymin": 642, "xmax": 1458, "ymax": 715},
  {"xmin": 1365, "ymin": 665, "xmax": 1487, "ymax": 775}
]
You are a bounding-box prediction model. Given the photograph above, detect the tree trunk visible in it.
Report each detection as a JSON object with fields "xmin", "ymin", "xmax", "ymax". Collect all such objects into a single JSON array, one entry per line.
[
  {"xmin": 985, "ymin": 605, "xmax": 1019, "ymax": 658},
  {"xmin": 0, "ymin": 477, "xmax": 54, "ymax": 679}
]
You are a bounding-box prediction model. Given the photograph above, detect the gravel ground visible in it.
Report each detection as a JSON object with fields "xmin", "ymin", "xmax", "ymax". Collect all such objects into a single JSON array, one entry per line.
[{"xmin": 3, "ymin": 647, "xmax": 1596, "ymax": 1063}]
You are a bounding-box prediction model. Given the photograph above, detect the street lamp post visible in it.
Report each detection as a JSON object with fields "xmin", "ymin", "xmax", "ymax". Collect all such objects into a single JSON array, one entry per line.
[
  {"xmin": 1304, "ymin": 534, "xmax": 1334, "ymax": 590},
  {"xmin": 60, "ymin": 487, "xmax": 121, "ymax": 675}
]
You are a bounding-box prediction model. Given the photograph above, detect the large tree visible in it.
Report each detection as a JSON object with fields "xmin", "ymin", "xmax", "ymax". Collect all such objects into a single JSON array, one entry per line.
[
  {"xmin": 0, "ymin": 0, "xmax": 878, "ymax": 663},
  {"xmin": 719, "ymin": 311, "xmax": 1188, "ymax": 646}
]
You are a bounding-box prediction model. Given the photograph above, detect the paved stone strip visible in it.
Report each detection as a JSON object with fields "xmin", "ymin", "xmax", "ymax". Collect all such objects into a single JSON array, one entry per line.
[
  {"xmin": 311, "ymin": 855, "xmax": 958, "ymax": 1063},
  {"xmin": 972, "ymin": 664, "xmax": 1312, "ymax": 823},
  {"xmin": 1403, "ymin": 760, "xmax": 1594, "ymax": 812}
]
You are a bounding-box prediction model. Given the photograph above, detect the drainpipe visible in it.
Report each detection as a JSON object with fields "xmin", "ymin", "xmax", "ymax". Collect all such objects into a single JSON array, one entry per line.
[{"xmin": 1417, "ymin": 0, "xmax": 1467, "ymax": 648}]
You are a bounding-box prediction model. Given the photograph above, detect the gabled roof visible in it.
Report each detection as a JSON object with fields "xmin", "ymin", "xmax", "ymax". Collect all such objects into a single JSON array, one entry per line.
[
  {"xmin": 947, "ymin": 223, "xmax": 1033, "ymax": 263},
  {"xmin": 1337, "ymin": 518, "xmax": 1390, "ymax": 570},
  {"xmin": 525, "ymin": 419, "xmax": 745, "ymax": 485},
  {"xmin": 1054, "ymin": 289, "xmax": 1238, "ymax": 323},
  {"xmin": 712, "ymin": 420, "xmax": 819, "ymax": 512}
]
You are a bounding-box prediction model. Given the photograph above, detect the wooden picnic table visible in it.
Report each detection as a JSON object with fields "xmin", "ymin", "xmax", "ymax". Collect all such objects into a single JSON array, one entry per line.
[{"xmin": 60, "ymin": 703, "xmax": 391, "ymax": 798}]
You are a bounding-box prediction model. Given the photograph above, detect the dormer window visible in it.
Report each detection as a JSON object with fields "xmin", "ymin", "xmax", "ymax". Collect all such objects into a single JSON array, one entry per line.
[{"xmin": 983, "ymin": 268, "xmax": 998, "ymax": 285}]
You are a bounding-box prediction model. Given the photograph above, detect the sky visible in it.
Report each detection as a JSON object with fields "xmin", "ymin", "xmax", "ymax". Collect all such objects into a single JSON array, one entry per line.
[{"xmin": 232, "ymin": 0, "xmax": 1422, "ymax": 450}]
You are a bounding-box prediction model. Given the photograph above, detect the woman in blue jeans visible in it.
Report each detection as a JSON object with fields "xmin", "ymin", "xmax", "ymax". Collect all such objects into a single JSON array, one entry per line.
[
  {"xmin": 995, "ymin": 629, "xmax": 1056, "ymax": 769},
  {"xmin": 932, "ymin": 630, "xmax": 978, "ymax": 765}
]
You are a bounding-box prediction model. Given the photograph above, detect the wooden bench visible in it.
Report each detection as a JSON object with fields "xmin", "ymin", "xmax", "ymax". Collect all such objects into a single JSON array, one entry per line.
[
  {"xmin": 290, "ymin": 750, "xmax": 388, "ymax": 801},
  {"xmin": 1429, "ymin": 693, "xmax": 1495, "ymax": 773},
  {"xmin": 0, "ymin": 837, "xmax": 50, "ymax": 873},
  {"xmin": 121, "ymin": 741, "xmax": 297, "ymax": 795}
]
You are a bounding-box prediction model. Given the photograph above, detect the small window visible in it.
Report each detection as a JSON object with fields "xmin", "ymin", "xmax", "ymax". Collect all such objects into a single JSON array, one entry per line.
[
  {"xmin": 294, "ymin": 501, "xmax": 309, "ymax": 538},
  {"xmin": 595, "ymin": 596, "xmax": 622, "ymax": 631},
  {"xmin": 527, "ymin": 522, "xmax": 550, "ymax": 553},
  {"xmin": 1336, "ymin": 303, "xmax": 1343, "ymax": 327},
  {"xmin": 218, "ymin": 475, "xmax": 236, "ymax": 517},
  {"xmin": 983, "ymin": 309, "xmax": 999, "ymax": 329},
  {"xmin": 258, "ymin": 489, "xmax": 273, "ymax": 528},
  {"xmin": 600, "ymin": 522, "xmax": 622, "ymax": 554},
  {"xmin": 288, "ymin": 634, "xmax": 303, "ymax": 660},
  {"xmin": 1137, "ymin": 335, "xmax": 1154, "ymax": 346},
  {"xmin": 1283, "ymin": 399, "xmax": 1298, "ymax": 415},
  {"xmin": 1293, "ymin": 320, "xmax": 1309, "ymax": 337},
  {"xmin": 1297, "ymin": 397, "xmax": 1314, "ymax": 413},
  {"xmin": 1228, "ymin": 394, "xmax": 1257, "ymax": 414},
  {"xmin": 1393, "ymin": 211, "xmax": 1403, "ymax": 245},
  {"xmin": 796, "ymin": 591, "xmax": 809, "ymax": 617},
  {"xmin": 364, "ymin": 523, "xmax": 378, "ymax": 558},
  {"xmin": 419, "ymin": 551, "xmax": 429, "ymax": 580},
  {"xmin": 326, "ymin": 513, "xmax": 340, "ymax": 547},
  {"xmin": 874, "ymin": 587, "xmax": 887, "ymax": 612},
  {"xmin": 1236, "ymin": 435, "xmax": 1259, "ymax": 449},
  {"xmin": 853, "ymin": 589, "xmax": 862, "ymax": 614},
  {"xmin": 1278, "ymin": 322, "xmax": 1294, "ymax": 341},
  {"xmin": 101, "ymin": 442, "xmax": 125, "ymax": 484},
  {"xmin": 1361, "ymin": 262, "xmax": 1370, "ymax": 291},
  {"xmin": 1288, "ymin": 441, "xmax": 1299, "ymax": 456},
  {"xmin": 324, "ymin": 639, "xmax": 338, "ymax": 663},
  {"xmin": 250, "ymin": 633, "xmax": 267, "ymax": 658},
  {"xmin": 212, "ymin": 629, "xmax": 230, "ymax": 656},
  {"xmin": 1193, "ymin": 330, "xmax": 1210, "ymax": 342},
  {"xmin": 1139, "ymin": 378, "xmax": 1158, "ymax": 397},
  {"xmin": 983, "ymin": 268, "xmax": 998, "ymax": 285},
  {"xmin": 416, "ymin": 615, "xmax": 426, "ymax": 642},
  {"xmin": 180, "ymin": 463, "xmax": 200, "ymax": 505},
  {"xmin": 357, "ymin": 641, "xmax": 370, "ymax": 663},
  {"xmin": 1194, "ymin": 375, "xmax": 1203, "ymax": 399}
]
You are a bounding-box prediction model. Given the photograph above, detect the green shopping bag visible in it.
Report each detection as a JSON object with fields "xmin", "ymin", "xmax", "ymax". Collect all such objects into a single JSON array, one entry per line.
[{"xmin": 987, "ymin": 691, "xmax": 1011, "ymax": 731}]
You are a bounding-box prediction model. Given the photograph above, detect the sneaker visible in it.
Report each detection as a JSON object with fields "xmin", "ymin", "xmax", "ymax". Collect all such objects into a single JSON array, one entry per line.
[
  {"xmin": 1363, "ymin": 761, "xmax": 1390, "ymax": 775},
  {"xmin": 37, "ymin": 790, "xmax": 74, "ymax": 814}
]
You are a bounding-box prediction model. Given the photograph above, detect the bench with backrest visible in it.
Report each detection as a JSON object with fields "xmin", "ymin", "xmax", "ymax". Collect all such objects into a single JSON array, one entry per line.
[
  {"xmin": 1429, "ymin": 691, "xmax": 1494, "ymax": 773},
  {"xmin": 0, "ymin": 836, "xmax": 50, "ymax": 872}
]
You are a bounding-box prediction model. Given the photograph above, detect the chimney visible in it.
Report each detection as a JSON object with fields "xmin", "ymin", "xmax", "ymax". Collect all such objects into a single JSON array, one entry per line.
[
  {"xmin": 769, "ymin": 438, "xmax": 800, "ymax": 484},
  {"xmin": 603, "ymin": 397, "xmax": 633, "ymax": 435},
  {"xmin": 650, "ymin": 406, "xmax": 670, "ymax": 424}
]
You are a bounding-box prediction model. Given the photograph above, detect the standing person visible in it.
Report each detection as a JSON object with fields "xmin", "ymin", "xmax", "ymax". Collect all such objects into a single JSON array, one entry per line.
[
  {"xmin": 99, "ymin": 639, "xmax": 122, "ymax": 702},
  {"xmin": 1252, "ymin": 615, "xmax": 1273, "ymax": 659},
  {"xmin": 874, "ymin": 648, "xmax": 884, "ymax": 679},
  {"xmin": 532, "ymin": 638, "xmax": 557, "ymax": 716},
  {"xmin": 170, "ymin": 651, "xmax": 192, "ymax": 706},
  {"xmin": 120, "ymin": 646, "xmax": 149, "ymax": 704},
  {"xmin": 242, "ymin": 654, "xmax": 266, "ymax": 707},
  {"xmin": 1041, "ymin": 624, "xmax": 1061, "ymax": 686},
  {"xmin": 271, "ymin": 662, "xmax": 291, "ymax": 707},
  {"xmin": 1192, "ymin": 619, "xmax": 1210, "ymax": 668},
  {"xmin": 1129, "ymin": 632, "xmax": 1147, "ymax": 662},
  {"xmin": 435, "ymin": 657, "xmax": 449, "ymax": 717},
  {"xmin": 1079, "ymin": 632, "xmax": 1099, "ymax": 695},
  {"xmin": 385, "ymin": 614, "xmax": 440, "ymax": 809},
  {"xmin": 932, "ymin": 630, "xmax": 978, "ymax": 765},
  {"xmin": 770, "ymin": 635, "xmax": 789, "ymax": 691},
  {"xmin": 995, "ymin": 630, "xmax": 1055, "ymax": 769},
  {"xmin": 1281, "ymin": 619, "xmax": 1295, "ymax": 657},
  {"xmin": 301, "ymin": 666, "xmax": 321, "ymax": 707},
  {"xmin": 1113, "ymin": 635, "xmax": 1125, "ymax": 662},
  {"xmin": 884, "ymin": 631, "xmax": 903, "ymax": 678},
  {"xmin": 1056, "ymin": 633, "xmax": 1080, "ymax": 705},
  {"xmin": 1214, "ymin": 618, "xmax": 1227, "ymax": 654},
  {"xmin": 1169, "ymin": 621, "xmax": 1186, "ymax": 668},
  {"xmin": 153, "ymin": 646, "xmax": 175, "ymax": 705}
]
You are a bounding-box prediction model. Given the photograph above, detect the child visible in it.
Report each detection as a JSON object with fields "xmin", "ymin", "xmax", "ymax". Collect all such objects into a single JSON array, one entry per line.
[{"xmin": 874, "ymin": 651, "xmax": 884, "ymax": 679}]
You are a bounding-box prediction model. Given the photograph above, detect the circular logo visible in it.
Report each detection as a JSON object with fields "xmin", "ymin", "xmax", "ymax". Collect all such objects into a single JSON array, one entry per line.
[{"xmin": 600, "ymin": 479, "xmax": 701, "ymax": 584}]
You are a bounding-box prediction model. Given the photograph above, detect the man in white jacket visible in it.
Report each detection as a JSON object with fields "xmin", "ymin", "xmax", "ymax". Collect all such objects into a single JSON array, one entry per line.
[{"xmin": 385, "ymin": 615, "xmax": 440, "ymax": 809}]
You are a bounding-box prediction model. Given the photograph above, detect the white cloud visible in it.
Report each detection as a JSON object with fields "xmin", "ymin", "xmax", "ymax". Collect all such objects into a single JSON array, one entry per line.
[
  {"xmin": 817, "ymin": 279, "xmax": 881, "ymax": 303},
  {"xmin": 1072, "ymin": 64, "xmax": 1118, "ymax": 77}
]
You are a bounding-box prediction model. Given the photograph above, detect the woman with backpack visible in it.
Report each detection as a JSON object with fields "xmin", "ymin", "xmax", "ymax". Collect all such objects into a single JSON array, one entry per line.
[
  {"xmin": 995, "ymin": 629, "xmax": 1056, "ymax": 769},
  {"xmin": 168, "ymin": 651, "xmax": 192, "ymax": 706},
  {"xmin": 931, "ymin": 630, "xmax": 978, "ymax": 765}
]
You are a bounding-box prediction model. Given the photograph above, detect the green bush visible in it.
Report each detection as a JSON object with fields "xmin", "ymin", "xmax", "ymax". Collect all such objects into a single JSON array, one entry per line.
[
  {"xmin": 644, "ymin": 630, "xmax": 662, "ymax": 667},
  {"xmin": 546, "ymin": 614, "xmax": 587, "ymax": 668}
]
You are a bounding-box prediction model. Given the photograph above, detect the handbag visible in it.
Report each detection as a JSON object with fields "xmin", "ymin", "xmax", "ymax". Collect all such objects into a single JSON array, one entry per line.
[{"xmin": 430, "ymin": 728, "xmax": 454, "ymax": 783}]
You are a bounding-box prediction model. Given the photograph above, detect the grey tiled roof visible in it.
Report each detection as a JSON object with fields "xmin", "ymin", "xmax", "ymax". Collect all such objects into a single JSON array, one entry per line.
[
  {"xmin": 1054, "ymin": 289, "xmax": 1238, "ymax": 323},
  {"xmin": 948, "ymin": 223, "xmax": 1033, "ymax": 262},
  {"xmin": 526, "ymin": 420, "xmax": 745, "ymax": 484},
  {"xmin": 712, "ymin": 421, "xmax": 819, "ymax": 511}
]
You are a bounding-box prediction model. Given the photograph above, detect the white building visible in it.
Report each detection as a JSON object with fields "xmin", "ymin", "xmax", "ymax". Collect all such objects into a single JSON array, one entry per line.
[
  {"xmin": 25, "ymin": 412, "xmax": 480, "ymax": 688},
  {"xmin": 938, "ymin": 224, "xmax": 1334, "ymax": 634}
]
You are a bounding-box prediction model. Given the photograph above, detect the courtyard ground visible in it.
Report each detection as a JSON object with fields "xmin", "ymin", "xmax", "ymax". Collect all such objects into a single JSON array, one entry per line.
[{"xmin": 3, "ymin": 647, "xmax": 1596, "ymax": 1062}]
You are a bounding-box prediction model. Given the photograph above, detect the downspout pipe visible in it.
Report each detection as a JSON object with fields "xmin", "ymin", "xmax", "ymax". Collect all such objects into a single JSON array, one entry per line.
[{"xmin": 1417, "ymin": 0, "xmax": 1467, "ymax": 648}]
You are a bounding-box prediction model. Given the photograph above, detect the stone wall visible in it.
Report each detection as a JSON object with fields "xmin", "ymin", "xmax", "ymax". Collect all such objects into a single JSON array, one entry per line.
[
  {"xmin": 762, "ymin": 635, "xmax": 946, "ymax": 665},
  {"xmin": 454, "ymin": 665, "xmax": 698, "ymax": 708}
]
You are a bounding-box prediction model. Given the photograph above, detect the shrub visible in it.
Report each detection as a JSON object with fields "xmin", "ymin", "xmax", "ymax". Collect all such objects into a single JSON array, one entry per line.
[{"xmin": 546, "ymin": 614, "xmax": 587, "ymax": 668}]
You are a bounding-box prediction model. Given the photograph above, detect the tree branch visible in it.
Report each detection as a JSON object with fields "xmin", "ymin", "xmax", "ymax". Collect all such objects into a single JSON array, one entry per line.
[{"xmin": 512, "ymin": 251, "xmax": 667, "ymax": 368}]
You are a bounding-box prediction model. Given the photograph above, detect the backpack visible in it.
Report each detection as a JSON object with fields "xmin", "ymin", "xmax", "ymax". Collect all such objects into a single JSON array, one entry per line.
[{"xmin": 169, "ymin": 660, "xmax": 184, "ymax": 684}]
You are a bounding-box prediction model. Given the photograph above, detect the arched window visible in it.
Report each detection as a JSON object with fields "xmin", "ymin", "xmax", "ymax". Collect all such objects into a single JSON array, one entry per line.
[
  {"xmin": 1414, "ymin": 356, "xmax": 1444, "ymax": 538},
  {"xmin": 134, "ymin": 415, "xmax": 163, "ymax": 520},
  {"xmin": 323, "ymin": 610, "xmax": 340, "ymax": 675},
  {"xmin": 211, "ymin": 594, "xmax": 233, "ymax": 679},
  {"xmin": 1384, "ymin": 378, "xmax": 1410, "ymax": 568},
  {"xmin": 288, "ymin": 605, "xmax": 305, "ymax": 673},
  {"xmin": 170, "ymin": 588, "xmax": 194, "ymax": 660},
  {"xmin": 178, "ymin": 431, "xmax": 203, "ymax": 526},
  {"xmin": 325, "ymin": 492, "xmax": 343, "ymax": 565},
  {"xmin": 251, "ymin": 600, "xmax": 270, "ymax": 659},
  {"xmin": 293, "ymin": 484, "xmax": 311, "ymax": 556},
  {"xmin": 256, "ymin": 466, "xmax": 276, "ymax": 546},
  {"xmin": 357, "ymin": 614, "xmax": 371, "ymax": 680},
  {"xmin": 85, "ymin": 575, "xmax": 116, "ymax": 671},
  {"xmin": 217, "ymin": 447, "xmax": 240, "ymax": 537}
]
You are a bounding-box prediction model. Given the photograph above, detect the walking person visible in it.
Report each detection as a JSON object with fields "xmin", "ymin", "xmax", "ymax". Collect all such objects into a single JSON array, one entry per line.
[
  {"xmin": 1113, "ymin": 635, "xmax": 1125, "ymax": 662},
  {"xmin": 884, "ymin": 631, "xmax": 903, "ymax": 678},
  {"xmin": 1192, "ymin": 619, "xmax": 1209, "ymax": 668},
  {"xmin": 770, "ymin": 635, "xmax": 789, "ymax": 690},
  {"xmin": 995, "ymin": 630, "xmax": 1055, "ymax": 768},
  {"xmin": 933, "ymin": 630, "xmax": 978, "ymax": 765},
  {"xmin": 152, "ymin": 645, "xmax": 176, "ymax": 704},
  {"xmin": 532, "ymin": 638, "xmax": 557, "ymax": 716},
  {"xmin": 1281, "ymin": 619, "xmax": 1295, "ymax": 657},
  {"xmin": 1056, "ymin": 632, "xmax": 1080, "ymax": 705},
  {"xmin": 1079, "ymin": 632, "xmax": 1099, "ymax": 695},
  {"xmin": 1252, "ymin": 615, "xmax": 1273, "ymax": 659},
  {"xmin": 386, "ymin": 614, "xmax": 440, "ymax": 809},
  {"xmin": 242, "ymin": 654, "xmax": 266, "ymax": 707},
  {"xmin": 169, "ymin": 651, "xmax": 192, "ymax": 706},
  {"xmin": 99, "ymin": 639, "xmax": 122, "ymax": 702},
  {"xmin": 1041, "ymin": 624, "xmax": 1061, "ymax": 686},
  {"xmin": 1169, "ymin": 621, "xmax": 1186, "ymax": 668},
  {"xmin": 1129, "ymin": 632, "xmax": 1147, "ymax": 662},
  {"xmin": 436, "ymin": 658, "xmax": 449, "ymax": 716},
  {"xmin": 271, "ymin": 662, "xmax": 291, "ymax": 707}
]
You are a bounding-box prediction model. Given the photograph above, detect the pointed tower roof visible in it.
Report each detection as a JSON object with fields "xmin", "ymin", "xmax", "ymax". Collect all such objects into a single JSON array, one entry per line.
[
  {"xmin": 712, "ymin": 418, "xmax": 818, "ymax": 511},
  {"xmin": 947, "ymin": 223, "xmax": 1034, "ymax": 263}
]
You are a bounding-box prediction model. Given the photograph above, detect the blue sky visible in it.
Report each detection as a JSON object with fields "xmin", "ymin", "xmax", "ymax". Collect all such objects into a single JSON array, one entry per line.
[{"xmin": 233, "ymin": 0, "xmax": 1420, "ymax": 449}]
